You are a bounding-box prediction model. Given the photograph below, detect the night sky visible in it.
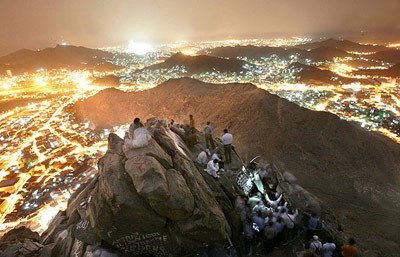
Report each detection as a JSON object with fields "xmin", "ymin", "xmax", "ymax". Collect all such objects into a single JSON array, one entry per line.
[{"xmin": 0, "ymin": 0, "xmax": 399, "ymax": 55}]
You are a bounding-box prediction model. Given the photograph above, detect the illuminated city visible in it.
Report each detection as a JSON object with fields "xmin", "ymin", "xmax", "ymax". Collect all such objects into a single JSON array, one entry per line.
[
  {"xmin": 0, "ymin": 37, "xmax": 399, "ymax": 235},
  {"xmin": 0, "ymin": 38, "xmax": 399, "ymax": 237}
]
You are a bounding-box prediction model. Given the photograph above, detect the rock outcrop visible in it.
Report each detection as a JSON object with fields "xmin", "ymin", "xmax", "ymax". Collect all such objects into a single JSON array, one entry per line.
[
  {"xmin": 73, "ymin": 77, "xmax": 400, "ymax": 256},
  {"xmin": 33, "ymin": 122, "xmax": 240, "ymax": 257}
]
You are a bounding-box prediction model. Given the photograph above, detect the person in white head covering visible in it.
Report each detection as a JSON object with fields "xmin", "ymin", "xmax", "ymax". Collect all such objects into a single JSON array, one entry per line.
[
  {"xmin": 310, "ymin": 235, "xmax": 322, "ymax": 254},
  {"xmin": 196, "ymin": 149, "xmax": 210, "ymax": 165}
]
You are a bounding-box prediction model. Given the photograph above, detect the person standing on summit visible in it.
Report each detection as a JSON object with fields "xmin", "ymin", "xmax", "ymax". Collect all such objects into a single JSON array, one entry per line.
[
  {"xmin": 189, "ymin": 114, "xmax": 195, "ymax": 132},
  {"xmin": 204, "ymin": 121, "xmax": 215, "ymax": 149},
  {"xmin": 221, "ymin": 129, "xmax": 233, "ymax": 164}
]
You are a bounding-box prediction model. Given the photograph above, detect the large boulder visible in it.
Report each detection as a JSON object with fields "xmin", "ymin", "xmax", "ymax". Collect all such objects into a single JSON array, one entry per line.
[{"xmin": 85, "ymin": 125, "xmax": 232, "ymax": 256}]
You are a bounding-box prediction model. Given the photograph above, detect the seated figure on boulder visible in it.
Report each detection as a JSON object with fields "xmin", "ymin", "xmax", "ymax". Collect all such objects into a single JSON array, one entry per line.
[
  {"xmin": 205, "ymin": 159, "xmax": 220, "ymax": 178},
  {"xmin": 196, "ymin": 149, "xmax": 211, "ymax": 165},
  {"xmin": 125, "ymin": 117, "xmax": 151, "ymax": 149}
]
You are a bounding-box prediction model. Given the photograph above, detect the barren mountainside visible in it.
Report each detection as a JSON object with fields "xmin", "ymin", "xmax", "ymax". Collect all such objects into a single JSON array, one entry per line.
[{"xmin": 73, "ymin": 77, "xmax": 400, "ymax": 256}]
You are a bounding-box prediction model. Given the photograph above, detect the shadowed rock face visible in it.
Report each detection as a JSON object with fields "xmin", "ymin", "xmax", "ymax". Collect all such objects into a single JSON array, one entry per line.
[
  {"xmin": 32, "ymin": 123, "xmax": 239, "ymax": 257},
  {"xmin": 88, "ymin": 128, "xmax": 232, "ymax": 256},
  {"xmin": 74, "ymin": 77, "xmax": 400, "ymax": 256}
]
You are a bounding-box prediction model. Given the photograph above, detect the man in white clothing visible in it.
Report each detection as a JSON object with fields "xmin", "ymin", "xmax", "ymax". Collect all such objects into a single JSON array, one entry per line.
[
  {"xmin": 310, "ymin": 235, "xmax": 323, "ymax": 254},
  {"xmin": 196, "ymin": 149, "xmax": 210, "ymax": 165},
  {"xmin": 205, "ymin": 159, "xmax": 220, "ymax": 178},
  {"xmin": 322, "ymin": 238, "xmax": 336, "ymax": 257},
  {"xmin": 221, "ymin": 129, "xmax": 233, "ymax": 164}
]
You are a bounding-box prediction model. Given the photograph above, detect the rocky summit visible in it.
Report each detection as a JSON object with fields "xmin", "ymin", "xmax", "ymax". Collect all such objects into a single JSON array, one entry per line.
[
  {"xmin": 9, "ymin": 122, "xmax": 241, "ymax": 257},
  {"xmin": 0, "ymin": 119, "xmax": 351, "ymax": 257},
  {"xmin": 73, "ymin": 78, "xmax": 400, "ymax": 256}
]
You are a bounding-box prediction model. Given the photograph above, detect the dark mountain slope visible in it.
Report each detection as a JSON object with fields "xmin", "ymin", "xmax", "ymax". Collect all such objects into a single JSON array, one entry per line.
[
  {"xmin": 0, "ymin": 45, "xmax": 120, "ymax": 75},
  {"xmin": 296, "ymin": 38, "xmax": 386, "ymax": 52},
  {"xmin": 143, "ymin": 53, "xmax": 251, "ymax": 74},
  {"xmin": 73, "ymin": 77, "xmax": 400, "ymax": 256}
]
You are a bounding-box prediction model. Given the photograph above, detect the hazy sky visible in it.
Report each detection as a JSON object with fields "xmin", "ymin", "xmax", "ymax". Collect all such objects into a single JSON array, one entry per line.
[{"xmin": 0, "ymin": 0, "xmax": 399, "ymax": 55}]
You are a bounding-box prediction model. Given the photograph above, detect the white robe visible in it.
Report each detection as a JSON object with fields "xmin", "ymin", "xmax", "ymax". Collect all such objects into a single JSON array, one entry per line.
[{"xmin": 125, "ymin": 127, "xmax": 151, "ymax": 149}]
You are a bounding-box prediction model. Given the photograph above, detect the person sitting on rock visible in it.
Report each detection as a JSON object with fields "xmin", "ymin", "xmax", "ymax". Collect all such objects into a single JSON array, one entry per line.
[
  {"xmin": 128, "ymin": 117, "xmax": 142, "ymax": 139},
  {"xmin": 125, "ymin": 119, "xmax": 151, "ymax": 149},
  {"xmin": 341, "ymin": 238, "xmax": 358, "ymax": 257},
  {"xmin": 196, "ymin": 149, "xmax": 211, "ymax": 165},
  {"xmin": 205, "ymin": 159, "xmax": 220, "ymax": 178},
  {"xmin": 322, "ymin": 237, "xmax": 336, "ymax": 257},
  {"xmin": 212, "ymin": 148, "xmax": 225, "ymax": 170},
  {"xmin": 309, "ymin": 235, "xmax": 323, "ymax": 255}
]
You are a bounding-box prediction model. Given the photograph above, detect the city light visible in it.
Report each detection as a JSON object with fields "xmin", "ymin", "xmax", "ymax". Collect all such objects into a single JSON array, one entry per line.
[
  {"xmin": 125, "ymin": 41, "xmax": 154, "ymax": 55},
  {"xmin": 0, "ymin": 37, "xmax": 398, "ymax": 236}
]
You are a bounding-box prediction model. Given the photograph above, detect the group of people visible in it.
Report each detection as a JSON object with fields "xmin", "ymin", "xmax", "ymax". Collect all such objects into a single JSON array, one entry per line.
[
  {"xmin": 234, "ymin": 164, "xmax": 358, "ymax": 257},
  {"xmin": 124, "ymin": 116, "xmax": 359, "ymax": 257},
  {"xmin": 235, "ymin": 185, "xmax": 304, "ymax": 254},
  {"xmin": 195, "ymin": 120, "xmax": 234, "ymax": 178},
  {"xmin": 299, "ymin": 237, "xmax": 358, "ymax": 257}
]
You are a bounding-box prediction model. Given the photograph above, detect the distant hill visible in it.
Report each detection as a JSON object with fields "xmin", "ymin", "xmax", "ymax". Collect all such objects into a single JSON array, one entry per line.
[
  {"xmin": 205, "ymin": 45, "xmax": 301, "ymax": 59},
  {"xmin": 295, "ymin": 38, "xmax": 386, "ymax": 53},
  {"xmin": 92, "ymin": 74, "xmax": 121, "ymax": 87},
  {"xmin": 206, "ymin": 45, "xmax": 351, "ymax": 62},
  {"xmin": 73, "ymin": 78, "xmax": 400, "ymax": 257},
  {"xmin": 142, "ymin": 53, "xmax": 252, "ymax": 74},
  {"xmin": 353, "ymin": 63, "xmax": 400, "ymax": 78},
  {"xmin": 302, "ymin": 46, "xmax": 351, "ymax": 62},
  {"xmin": 369, "ymin": 49, "xmax": 400, "ymax": 63},
  {"xmin": 290, "ymin": 62, "xmax": 361, "ymax": 85},
  {"xmin": 0, "ymin": 45, "xmax": 121, "ymax": 75}
]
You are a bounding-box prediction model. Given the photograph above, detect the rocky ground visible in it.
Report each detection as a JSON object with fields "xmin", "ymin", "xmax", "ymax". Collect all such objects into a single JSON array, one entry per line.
[
  {"xmin": 1, "ymin": 120, "xmax": 349, "ymax": 257},
  {"xmin": 73, "ymin": 77, "xmax": 400, "ymax": 256}
]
